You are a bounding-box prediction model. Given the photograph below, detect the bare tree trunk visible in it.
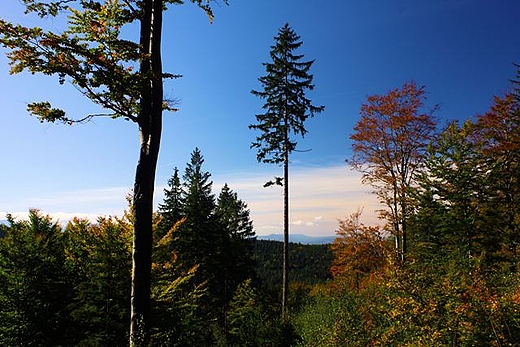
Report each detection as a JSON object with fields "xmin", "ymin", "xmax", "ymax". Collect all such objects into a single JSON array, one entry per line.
[
  {"xmin": 130, "ymin": 0, "xmax": 163, "ymax": 345},
  {"xmin": 281, "ymin": 112, "xmax": 289, "ymax": 320},
  {"xmin": 393, "ymin": 182, "xmax": 402, "ymax": 263},
  {"xmin": 401, "ymin": 200, "xmax": 407, "ymax": 262},
  {"xmin": 282, "ymin": 145, "xmax": 289, "ymax": 319}
]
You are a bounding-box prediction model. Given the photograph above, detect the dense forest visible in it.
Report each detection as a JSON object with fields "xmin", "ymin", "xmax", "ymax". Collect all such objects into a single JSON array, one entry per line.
[
  {"xmin": 2, "ymin": 73, "xmax": 520, "ymax": 345},
  {"xmin": 3, "ymin": 73, "xmax": 520, "ymax": 345},
  {"xmin": 1, "ymin": 1, "xmax": 520, "ymax": 345},
  {"xmin": 0, "ymin": 148, "xmax": 332, "ymax": 346}
]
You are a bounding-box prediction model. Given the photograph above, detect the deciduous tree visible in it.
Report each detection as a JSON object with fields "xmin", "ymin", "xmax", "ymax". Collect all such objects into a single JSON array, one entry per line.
[
  {"xmin": 150, "ymin": 216, "xmax": 207, "ymax": 346},
  {"xmin": 474, "ymin": 93, "xmax": 520, "ymax": 262},
  {"xmin": 330, "ymin": 210, "xmax": 389, "ymax": 289},
  {"xmin": 250, "ymin": 23, "xmax": 324, "ymax": 317},
  {"xmin": 349, "ymin": 81, "xmax": 436, "ymax": 263},
  {"xmin": 0, "ymin": 1, "xmax": 225, "ymax": 344}
]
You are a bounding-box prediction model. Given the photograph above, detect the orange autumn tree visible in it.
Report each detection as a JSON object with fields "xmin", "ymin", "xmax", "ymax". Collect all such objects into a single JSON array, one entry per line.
[
  {"xmin": 474, "ymin": 92, "xmax": 520, "ymax": 261},
  {"xmin": 349, "ymin": 81, "xmax": 436, "ymax": 262},
  {"xmin": 330, "ymin": 210, "xmax": 389, "ymax": 290}
]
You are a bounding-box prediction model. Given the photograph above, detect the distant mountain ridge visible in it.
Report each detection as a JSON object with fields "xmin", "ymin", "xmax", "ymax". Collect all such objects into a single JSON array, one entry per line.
[
  {"xmin": 0, "ymin": 220, "xmax": 336, "ymax": 244},
  {"xmin": 257, "ymin": 233, "xmax": 335, "ymax": 245}
]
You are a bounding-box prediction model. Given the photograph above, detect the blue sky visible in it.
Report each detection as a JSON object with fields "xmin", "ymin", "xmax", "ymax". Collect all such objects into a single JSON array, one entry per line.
[{"xmin": 1, "ymin": 0, "xmax": 519, "ymax": 236}]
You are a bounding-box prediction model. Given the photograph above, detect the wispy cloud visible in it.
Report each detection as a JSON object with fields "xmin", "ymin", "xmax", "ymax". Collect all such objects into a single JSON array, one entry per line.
[
  {"xmin": 2, "ymin": 165, "xmax": 383, "ymax": 237},
  {"xmin": 213, "ymin": 165, "xmax": 381, "ymax": 236},
  {"xmin": 0, "ymin": 186, "xmax": 131, "ymax": 222},
  {"xmin": 0, "ymin": 211, "xmax": 111, "ymax": 224}
]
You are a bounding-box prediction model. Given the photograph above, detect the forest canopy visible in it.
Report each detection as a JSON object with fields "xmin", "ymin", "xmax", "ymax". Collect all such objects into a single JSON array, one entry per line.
[{"xmin": 0, "ymin": 1, "xmax": 519, "ymax": 345}]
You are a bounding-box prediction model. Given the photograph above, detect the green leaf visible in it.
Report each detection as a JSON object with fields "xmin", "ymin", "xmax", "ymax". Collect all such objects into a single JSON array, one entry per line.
[{"xmin": 27, "ymin": 101, "xmax": 67, "ymax": 123}]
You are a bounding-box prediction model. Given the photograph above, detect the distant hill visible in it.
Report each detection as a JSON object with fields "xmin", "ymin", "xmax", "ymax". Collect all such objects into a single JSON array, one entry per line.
[
  {"xmin": 252, "ymin": 239, "xmax": 333, "ymax": 288},
  {"xmin": 257, "ymin": 233, "xmax": 335, "ymax": 245}
]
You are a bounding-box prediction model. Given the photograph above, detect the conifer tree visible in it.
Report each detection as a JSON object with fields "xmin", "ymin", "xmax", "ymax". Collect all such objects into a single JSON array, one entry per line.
[
  {"xmin": 215, "ymin": 184, "xmax": 256, "ymax": 329},
  {"xmin": 0, "ymin": 210, "xmax": 72, "ymax": 346},
  {"xmin": 157, "ymin": 167, "xmax": 184, "ymax": 239},
  {"xmin": 175, "ymin": 148, "xmax": 233, "ymax": 339},
  {"xmin": 178, "ymin": 148, "xmax": 218, "ymax": 291},
  {"xmin": 250, "ymin": 23, "xmax": 324, "ymax": 317},
  {"xmin": 65, "ymin": 217, "xmax": 132, "ymax": 346}
]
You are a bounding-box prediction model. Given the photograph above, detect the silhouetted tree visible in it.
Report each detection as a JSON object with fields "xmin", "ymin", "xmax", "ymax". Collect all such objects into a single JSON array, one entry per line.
[
  {"xmin": 250, "ymin": 23, "xmax": 324, "ymax": 317},
  {"xmin": 215, "ymin": 184, "xmax": 256, "ymax": 331}
]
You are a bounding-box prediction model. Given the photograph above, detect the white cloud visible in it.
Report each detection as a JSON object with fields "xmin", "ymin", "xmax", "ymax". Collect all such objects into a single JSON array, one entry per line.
[
  {"xmin": 0, "ymin": 186, "xmax": 131, "ymax": 222},
  {"xmin": 213, "ymin": 165, "xmax": 382, "ymax": 237},
  {"xmin": 0, "ymin": 211, "xmax": 108, "ymax": 224},
  {"xmin": 1, "ymin": 165, "xmax": 383, "ymax": 237}
]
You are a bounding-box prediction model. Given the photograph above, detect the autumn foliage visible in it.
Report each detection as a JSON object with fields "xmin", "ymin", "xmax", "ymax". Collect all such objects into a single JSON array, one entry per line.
[
  {"xmin": 330, "ymin": 211, "xmax": 389, "ymax": 289},
  {"xmin": 349, "ymin": 81, "xmax": 436, "ymax": 261}
]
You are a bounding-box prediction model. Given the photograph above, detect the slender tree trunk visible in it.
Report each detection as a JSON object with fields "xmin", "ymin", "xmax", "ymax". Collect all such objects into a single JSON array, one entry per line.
[
  {"xmin": 401, "ymin": 200, "xmax": 407, "ymax": 262},
  {"xmin": 282, "ymin": 118, "xmax": 289, "ymax": 320},
  {"xmin": 392, "ymin": 182, "xmax": 401, "ymax": 262},
  {"xmin": 130, "ymin": 0, "xmax": 163, "ymax": 345}
]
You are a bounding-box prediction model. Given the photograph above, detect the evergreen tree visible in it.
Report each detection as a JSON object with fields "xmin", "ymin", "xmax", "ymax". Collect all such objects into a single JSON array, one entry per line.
[
  {"xmin": 179, "ymin": 148, "xmax": 217, "ymax": 271},
  {"xmin": 216, "ymin": 183, "xmax": 256, "ymax": 286},
  {"xmin": 411, "ymin": 121, "xmax": 500, "ymax": 264},
  {"xmin": 65, "ymin": 217, "xmax": 132, "ymax": 346},
  {"xmin": 227, "ymin": 279, "xmax": 266, "ymax": 347},
  {"xmin": 215, "ymin": 184, "xmax": 257, "ymax": 332},
  {"xmin": 0, "ymin": 210, "xmax": 73, "ymax": 346},
  {"xmin": 178, "ymin": 148, "xmax": 247, "ymax": 342},
  {"xmin": 157, "ymin": 167, "xmax": 184, "ymax": 240},
  {"xmin": 250, "ymin": 23, "xmax": 324, "ymax": 317}
]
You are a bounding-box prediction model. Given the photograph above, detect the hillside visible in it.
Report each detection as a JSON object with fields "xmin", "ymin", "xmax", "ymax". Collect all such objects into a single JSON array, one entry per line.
[
  {"xmin": 252, "ymin": 239, "xmax": 333, "ymax": 289},
  {"xmin": 257, "ymin": 233, "xmax": 335, "ymax": 245}
]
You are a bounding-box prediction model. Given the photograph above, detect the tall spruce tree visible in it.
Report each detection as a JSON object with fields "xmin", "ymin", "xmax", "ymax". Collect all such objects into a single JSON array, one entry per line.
[
  {"xmin": 249, "ymin": 23, "xmax": 324, "ymax": 317},
  {"xmin": 177, "ymin": 148, "xmax": 234, "ymax": 340},
  {"xmin": 215, "ymin": 184, "xmax": 256, "ymax": 329},
  {"xmin": 179, "ymin": 148, "xmax": 220, "ymax": 296},
  {"xmin": 157, "ymin": 167, "xmax": 184, "ymax": 239}
]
